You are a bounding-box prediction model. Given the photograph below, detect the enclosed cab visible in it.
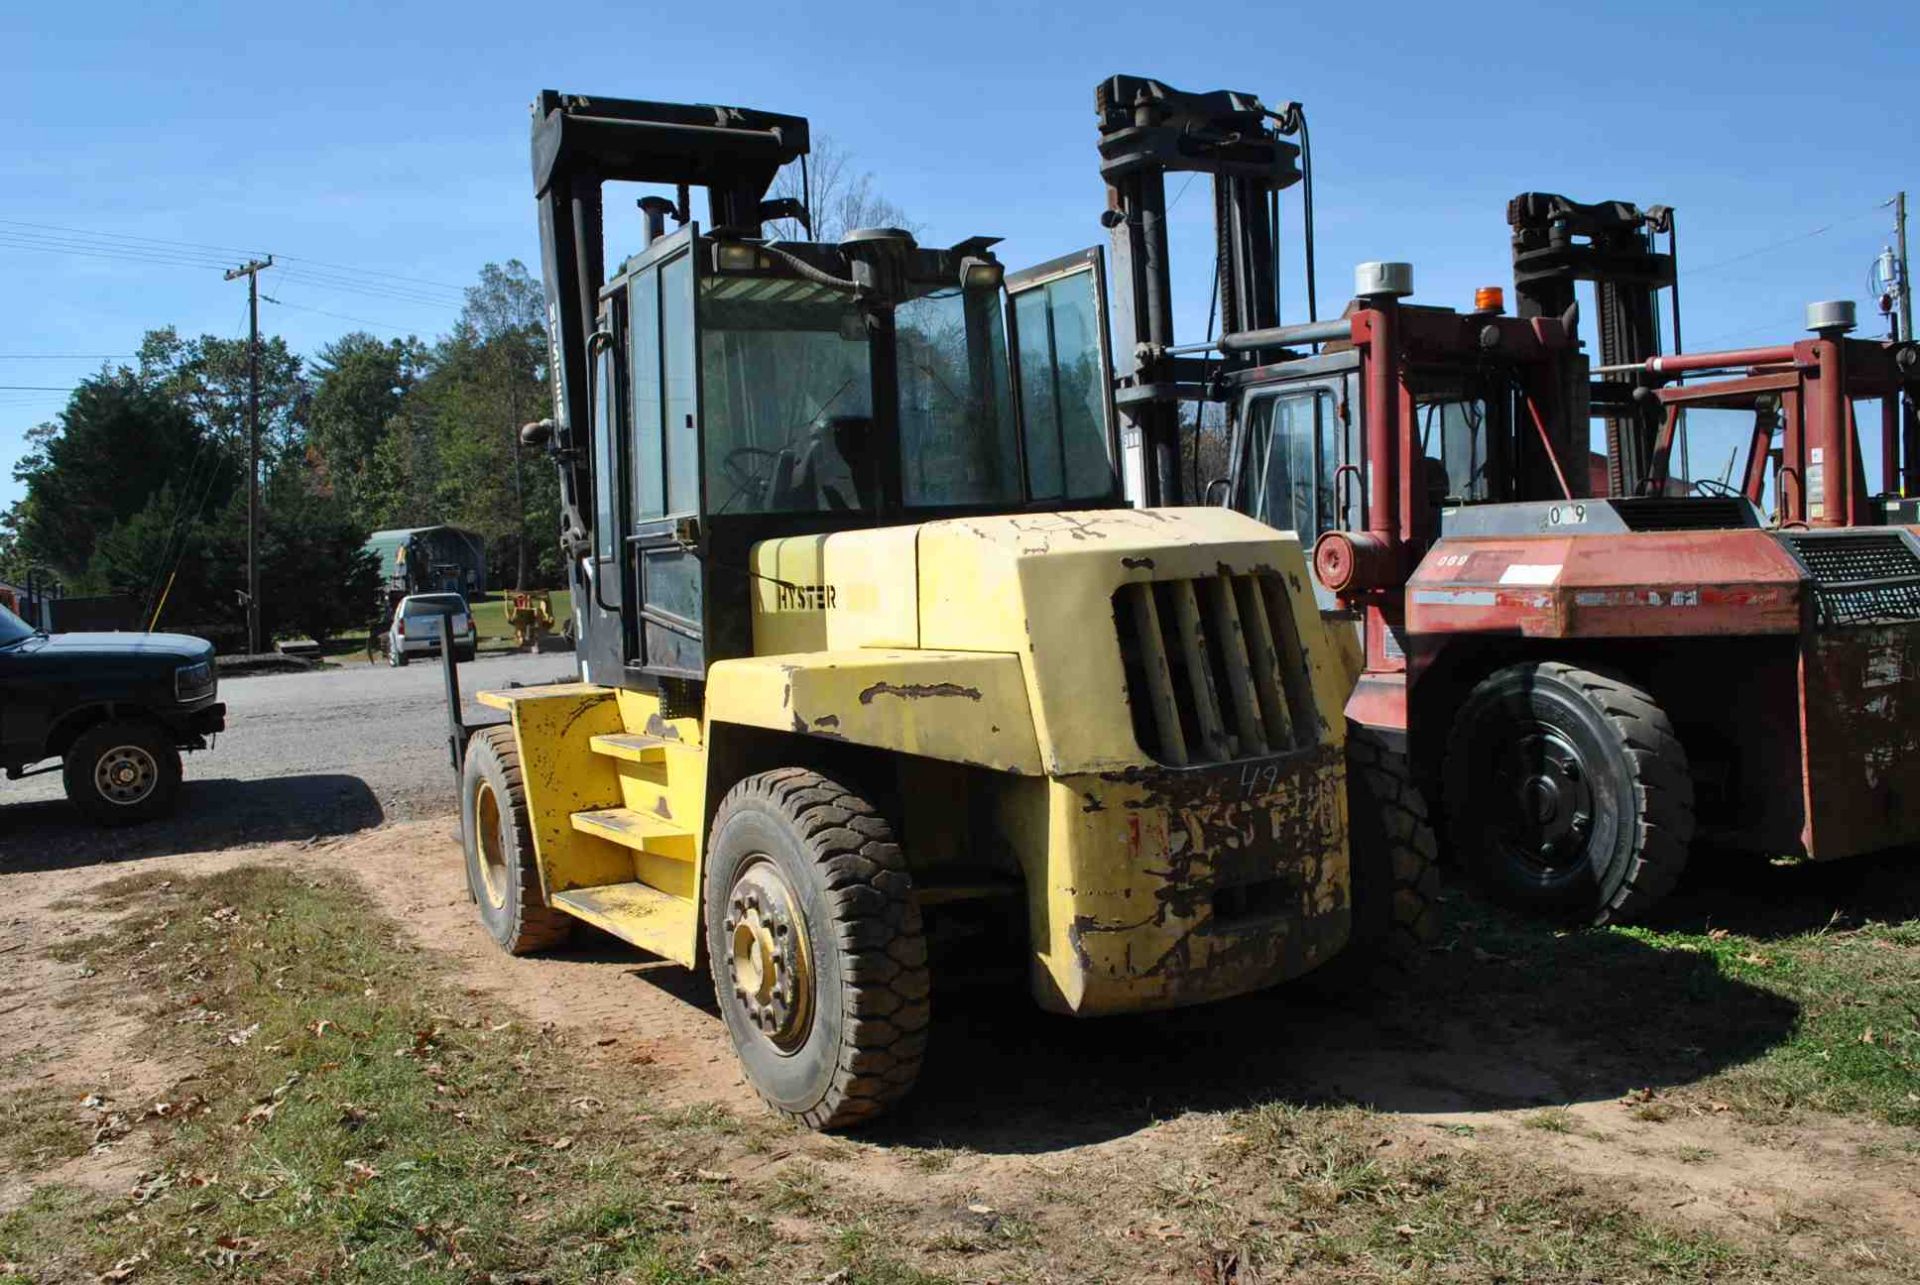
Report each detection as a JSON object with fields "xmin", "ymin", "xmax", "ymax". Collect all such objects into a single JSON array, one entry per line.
[{"xmin": 454, "ymin": 90, "xmax": 1434, "ymax": 1131}]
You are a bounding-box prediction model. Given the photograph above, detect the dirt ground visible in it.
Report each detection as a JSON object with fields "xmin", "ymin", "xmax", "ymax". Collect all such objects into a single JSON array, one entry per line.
[{"xmin": 4, "ymin": 820, "xmax": 1918, "ymax": 1280}]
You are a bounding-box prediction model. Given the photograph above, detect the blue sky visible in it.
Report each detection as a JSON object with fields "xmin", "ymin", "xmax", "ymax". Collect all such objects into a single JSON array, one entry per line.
[{"xmin": 4, "ymin": 1, "xmax": 1917, "ymax": 509}]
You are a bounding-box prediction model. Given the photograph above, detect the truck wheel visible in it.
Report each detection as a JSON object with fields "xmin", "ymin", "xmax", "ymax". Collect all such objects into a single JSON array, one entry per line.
[
  {"xmin": 703, "ymin": 769, "xmax": 929, "ymax": 1130},
  {"xmin": 63, "ymin": 719, "xmax": 182, "ymax": 826},
  {"xmin": 462, "ymin": 726, "xmax": 573, "ymax": 954},
  {"xmin": 1342, "ymin": 727, "xmax": 1442, "ymax": 973},
  {"xmin": 1445, "ymin": 662, "xmax": 1692, "ymax": 925}
]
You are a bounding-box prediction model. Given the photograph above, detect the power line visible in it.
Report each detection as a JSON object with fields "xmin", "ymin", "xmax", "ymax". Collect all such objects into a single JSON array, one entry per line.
[
  {"xmin": 1683, "ymin": 205, "xmax": 1885, "ymax": 278},
  {"xmin": 0, "ymin": 218, "xmax": 469, "ymax": 311},
  {"xmin": 0, "ymin": 217, "xmax": 271, "ymax": 259},
  {"xmin": 0, "ymin": 384, "xmax": 78, "ymax": 392},
  {"xmin": 262, "ymin": 295, "xmax": 419, "ymax": 334},
  {"xmin": 0, "ymin": 354, "xmax": 134, "ymax": 360}
]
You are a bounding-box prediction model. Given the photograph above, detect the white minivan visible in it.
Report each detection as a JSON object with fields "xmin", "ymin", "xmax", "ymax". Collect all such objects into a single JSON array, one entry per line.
[{"xmin": 388, "ymin": 592, "xmax": 478, "ymax": 666}]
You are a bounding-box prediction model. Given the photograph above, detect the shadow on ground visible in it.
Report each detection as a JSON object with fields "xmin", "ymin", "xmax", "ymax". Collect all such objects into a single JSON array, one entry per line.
[
  {"xmin": 0, "ymin": 773, "xmax": 384, "ymax": 872},
  {"xmin": 854, "ymin": 851, "xmax": 1920, "ymax": 1153},
  {"xmin": 1654, "ymin": 841, "xmax": 1920, "ymax": 939}
]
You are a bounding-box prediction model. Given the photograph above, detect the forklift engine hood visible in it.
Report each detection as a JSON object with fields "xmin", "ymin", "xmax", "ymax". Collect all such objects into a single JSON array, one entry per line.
[{"xmin": 708, "ymin": 507, "xmax": 1355, "ymax": 1014}]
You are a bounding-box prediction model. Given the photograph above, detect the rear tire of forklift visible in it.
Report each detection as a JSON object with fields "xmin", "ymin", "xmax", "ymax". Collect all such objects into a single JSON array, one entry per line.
[
  {"xmin": 461, "ymin": 725, "xmax": 575, "ymax": 954},
  {"xmin": 1446, "ymin": 662, "xmax": 1693, "ymax": 926},
  {"xmin": 704, "ymin": 768, "xmax": 930, "ymax": 1131},
  {"xmin": 1310, "ymin": 728, "xmax": 1441, "ymax": 992}
]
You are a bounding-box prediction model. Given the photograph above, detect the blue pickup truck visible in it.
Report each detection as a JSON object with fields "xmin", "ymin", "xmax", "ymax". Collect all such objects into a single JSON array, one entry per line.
[{"xmin": 0, "ymin": 602, "xmax": 226, "ymax": 824}]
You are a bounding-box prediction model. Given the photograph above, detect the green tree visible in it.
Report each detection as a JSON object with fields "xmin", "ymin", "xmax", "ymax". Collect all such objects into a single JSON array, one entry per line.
[
  {"xmin": 9, "ymin": 372, "xmax": 233, "ymax": 580},
  {"xmin": 136, "ymin": 327, "xmax": 309, "ymax": 469},
  {"xmin": 256, "ymin": 464, "xmax": 381, "ymax": 643},
  {"xmin": 308, "ymin": 332, "xmax": 427, "ymax": 524},
  {"xmin": 412, "ymin": 260, "xmax": 557, "ymax": 588},
  {"xmin": 81, "ymin": 486, "xmax": 240, "ymax": 636}
]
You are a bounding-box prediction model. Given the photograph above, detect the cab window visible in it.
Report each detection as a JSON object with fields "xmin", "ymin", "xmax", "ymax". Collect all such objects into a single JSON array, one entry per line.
[
  {"xmin": 1241, "ymin": 389, "xmax": 1338, "ymax": 540},
  {"xmin": 1014, "ymin": 270, "xmax": 1114, "ymax": 501}
]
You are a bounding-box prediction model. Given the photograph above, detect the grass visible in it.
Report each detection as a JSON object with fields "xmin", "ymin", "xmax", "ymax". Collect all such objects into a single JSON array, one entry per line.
[
  {"xmin": 7, "ymin": 859, "xmax": 1919, "ymax": 1283},
  {"xmin": 0, "ymin": 1085, "xmax": 93, "ymax": 1173},
  {"xmin": 1426, "ymin": 855, "xmax": 1920, "ymax": 1129},
  {"xmin": 0, "ymin": 866, "xmax": 923, "ymax": 1284},
  {"xmin": 1199, "ymin": 1102, "xmax": 1875, "ymax": 1283},
  {"xmin": 1521, "ymin": 1107, "xmax": 1577, "ymax": 1134}
]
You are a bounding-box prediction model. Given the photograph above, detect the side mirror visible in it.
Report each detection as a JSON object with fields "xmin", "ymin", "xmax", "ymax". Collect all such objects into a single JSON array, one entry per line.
[{"xmin": 520, "ymin": 419, "xmax": 554, "ymax": 448}]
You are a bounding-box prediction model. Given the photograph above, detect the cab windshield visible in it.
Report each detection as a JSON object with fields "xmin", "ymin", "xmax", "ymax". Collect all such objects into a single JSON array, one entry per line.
[
  {"xmin": 699, "ymin": 279, "xmax": 1019, "ymax": 515},
  {"xmin": 0, "ymin": 603, "xmax": 37, "ymax": 647}
]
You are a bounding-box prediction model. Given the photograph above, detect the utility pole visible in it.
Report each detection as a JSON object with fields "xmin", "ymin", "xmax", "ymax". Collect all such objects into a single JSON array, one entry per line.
[
  {"xmin": 1896, "ymin": 192, "xmax": 1912, "ymax": 344},
  {"xmin": 224, "ymin": 256, "xmax": 272, "ymax": 655}
]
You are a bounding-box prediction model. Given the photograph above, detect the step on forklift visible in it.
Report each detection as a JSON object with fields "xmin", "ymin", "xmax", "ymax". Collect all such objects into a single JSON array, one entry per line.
[
  {"xmin": 1099, "ymin": 77, "xmax": 1920, "ymax": 924},
  {"xmin": 441, "ymin": 88, "xmax": 1439, "ymax": 1130}
]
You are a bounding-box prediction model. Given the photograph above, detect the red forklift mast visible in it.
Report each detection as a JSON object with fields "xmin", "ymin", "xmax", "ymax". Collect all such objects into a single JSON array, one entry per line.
[{"xmin": 1509, "ymin": 193, "xmax": 1677, "ymax": 497}]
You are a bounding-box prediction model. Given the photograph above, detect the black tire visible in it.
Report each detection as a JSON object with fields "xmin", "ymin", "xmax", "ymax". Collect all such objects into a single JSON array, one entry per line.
[
  {"xmin": 1445, "ymin": 662, "xmax": 1692, "ymax": 925},
  {"xmin": 703, "ymin": 769, "xmax": 929, "ymax": 1130},
  {"xmin": 457, "ymin": 646, "xmax": 477, "ymax": 663},
  {"xmin": 390, "ymin": 648, "xmax": 408, "ymax": 668},
  {"xmin": 1339, "ymin": 727, "xmax": 1442, "ymax": 976},
  {"xmin": 462, "ymin": 726, "xmax": 573, "ymax": 954},
  {"xmin": 63, "ymin": 719, "xmax": 182, "ymax": 826}
]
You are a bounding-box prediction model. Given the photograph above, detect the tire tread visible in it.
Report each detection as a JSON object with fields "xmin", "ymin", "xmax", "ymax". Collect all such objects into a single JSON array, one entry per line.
[
  {"xmin": 1449, "ymin": 661, "xmax": 1692, "ymax": 925},
  {"xmin": 708, "ymin": 769, "xmax": 929, "ymax": 1130}
]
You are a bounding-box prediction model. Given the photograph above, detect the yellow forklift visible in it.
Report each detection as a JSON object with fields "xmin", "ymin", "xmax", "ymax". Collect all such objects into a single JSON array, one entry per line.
[{"xmin": 438, "ymin": 89, "xmax": 1437, "ymax": 1129}]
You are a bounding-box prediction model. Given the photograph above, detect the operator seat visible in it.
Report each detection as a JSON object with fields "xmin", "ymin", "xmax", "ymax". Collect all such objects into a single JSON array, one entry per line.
[{"xmin": 767, "ymin": 415, "xmax": 875, "ymax": 512}]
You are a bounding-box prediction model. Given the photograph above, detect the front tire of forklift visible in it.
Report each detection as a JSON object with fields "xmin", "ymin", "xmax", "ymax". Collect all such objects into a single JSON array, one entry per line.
[
  {"xmin": 1446, "ymin": 662, "xmax": 1693, "ymax": 926},
  {"xmin": 704, "ymin": 769, "xmax": 929, "ymax": 1131},
  {"xmin": 461, "ymin": 725, "xmax": 574, "ymax": 954}
]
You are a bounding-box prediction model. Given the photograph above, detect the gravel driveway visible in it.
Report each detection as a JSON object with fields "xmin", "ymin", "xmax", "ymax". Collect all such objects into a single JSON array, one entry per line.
[{"xmin": 0, "ymin": 650, "xmax": 574, "ymax": 868}]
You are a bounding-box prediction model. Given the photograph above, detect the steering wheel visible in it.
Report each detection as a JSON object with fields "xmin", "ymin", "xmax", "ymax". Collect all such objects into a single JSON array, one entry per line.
[
  {"xmin": 717, "ymin": 445, "xmax": 786, "ymax": 506},
  {"xmin": 1691, "ymin": 477, "xmax": 1743, "ymax": 498}
]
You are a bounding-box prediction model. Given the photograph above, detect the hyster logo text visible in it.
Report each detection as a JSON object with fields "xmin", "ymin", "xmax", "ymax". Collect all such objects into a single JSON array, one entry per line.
[{"xmin": 776, "ymin": 582, "xmax": 838, "ymax": 611}]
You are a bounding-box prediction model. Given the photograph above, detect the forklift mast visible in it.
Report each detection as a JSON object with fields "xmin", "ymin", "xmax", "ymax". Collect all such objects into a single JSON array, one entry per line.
[
  {"xmin": 1095, "ymin": 75, "xmax": 1304, "ymax": 505},
  {"xmin": 1508, "ymin": 192, "xmax": 1677, "ymax": 496},
  {"xmin": 530, "ymin": 91, "xmax": 810, "ymax": 558}
]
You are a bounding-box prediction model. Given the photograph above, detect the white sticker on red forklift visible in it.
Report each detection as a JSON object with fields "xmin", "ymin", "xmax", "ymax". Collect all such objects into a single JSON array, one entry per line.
[{"xmin": 1497, "ymin": 563, "xmax": 1563, "ymax": 586}]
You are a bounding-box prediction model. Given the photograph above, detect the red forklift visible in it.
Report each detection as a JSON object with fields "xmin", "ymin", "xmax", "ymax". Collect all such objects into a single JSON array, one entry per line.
[{"xmin": 1099, "ymin": 76, "xmax": 1920, "ymax": 922}]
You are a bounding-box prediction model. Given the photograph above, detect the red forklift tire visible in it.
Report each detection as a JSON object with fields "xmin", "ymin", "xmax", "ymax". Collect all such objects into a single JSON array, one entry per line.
[
  {"xmin": 1445, "ymin": 662, "xmax": 1692, "ymax": 926},
  {"xmin": 703, "ymin": 768, "xmax": 929, "ymax": 1131},
  {"xmin": 63, "ymin": 719, "xmax": 183, "ymax": 826},
  {"xmin": 461, "ymin": 726, "xmax": 574, "ymax": 954}
]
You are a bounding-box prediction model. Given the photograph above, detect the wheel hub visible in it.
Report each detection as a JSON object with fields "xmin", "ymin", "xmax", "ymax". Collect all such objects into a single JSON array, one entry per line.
[
  {"xmin": 723, "ymin": 860, "xmax": 813, "ymax": 1052},
  {"xmin": 474, "ymin": 780, "xmax": 508, "ymax": 909},
  {"xmin": 1494, "ymin": 729, "xmax": 1594, "ymax": 873},
  {"xmin": 95, "ymin": 745, "xmax": 158, "ymax": 806}
]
